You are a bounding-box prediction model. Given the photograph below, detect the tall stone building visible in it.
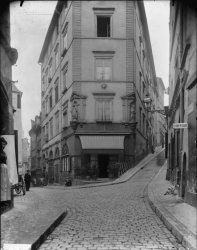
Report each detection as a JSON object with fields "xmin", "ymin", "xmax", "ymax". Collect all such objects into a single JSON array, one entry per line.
[
  {"xmin": 155, "ymin": 77, "xmax": 166, "ymax": 147},
  {"xmin": 12, "ymin": 83, "xmax": 23, "ymax": 174},
  {"xmin": 0, "ymin": 3, "xmax": 18, "ymax": 210},
  {"xmin": 168, "ymin": 0, "xmax": 197, "ymax": 207},
  {"xmin": 29, "ymin": 114, "xmax": 42, "ymax": 183},
  {"xmin": 38, "ymin": 1, "xmax": 159, "ymax": 183},
  {"xmin": 22, "ymin": 137, "xmax": 30, "ymax": 175}
]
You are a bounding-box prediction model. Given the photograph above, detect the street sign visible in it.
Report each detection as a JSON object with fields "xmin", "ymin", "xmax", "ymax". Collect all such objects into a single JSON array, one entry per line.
[{"xmin": 173, "ymin": 123, "xmax": 188, "ymax": 129}]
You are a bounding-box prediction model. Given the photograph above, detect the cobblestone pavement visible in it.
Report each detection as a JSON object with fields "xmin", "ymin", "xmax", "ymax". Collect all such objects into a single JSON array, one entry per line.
[{"xmin": 38, "ymin": 160, "xmax": 185, "ymax": 250}]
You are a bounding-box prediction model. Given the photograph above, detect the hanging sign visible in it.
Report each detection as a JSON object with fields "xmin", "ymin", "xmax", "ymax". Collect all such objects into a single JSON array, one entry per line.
[{"xmin": 173, "ymin": 123, "xmax": 188, "ymax": 129}]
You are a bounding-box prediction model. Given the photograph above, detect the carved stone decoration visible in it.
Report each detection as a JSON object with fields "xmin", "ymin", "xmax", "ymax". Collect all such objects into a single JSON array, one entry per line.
[
  {"xmin": 70, "ymin": 92, "xmax": 87, "ymax": 123},
  {"xmin": 121, "ymin": 92, "xmax": 136, "ymax": 123},
  {"xmin": 101, "ymin": 83, "xmax": 107, "ymax": 89},
  {"xmin": 129, "ymin": 100, "xmax": 136, "ymax": 122},
  {"xmin": 7, "ymin": 48, "xmax": 18, "ymax": 65},
  {"xmin": 71, "ymin": 100, "xmax": 78, "ymax": 121}
]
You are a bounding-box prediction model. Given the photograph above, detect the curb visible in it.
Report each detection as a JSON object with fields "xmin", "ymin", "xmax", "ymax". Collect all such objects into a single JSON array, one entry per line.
[
  {"xmin": 31, "ymin": 211, "xmax": 67, "ymax": 250},
  {"xmin": 147, "ymin": 166, "xmax": 196, "ymax": 250}
]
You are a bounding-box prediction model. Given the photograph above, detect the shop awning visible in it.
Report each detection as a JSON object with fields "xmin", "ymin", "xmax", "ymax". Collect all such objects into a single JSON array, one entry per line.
[{"xmin": 80, "ymin": 135, "xmax": 124, "ymax": 149}]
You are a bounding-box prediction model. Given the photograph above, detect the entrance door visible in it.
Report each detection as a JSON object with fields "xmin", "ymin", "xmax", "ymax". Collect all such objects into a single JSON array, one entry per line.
[
  {"xmin": 54, "ymin": 164, "xmax": 59, "ymax": 183},
  {"xmin": 98, "ymin": 154, "xmax": 109, "ymax": 178}
]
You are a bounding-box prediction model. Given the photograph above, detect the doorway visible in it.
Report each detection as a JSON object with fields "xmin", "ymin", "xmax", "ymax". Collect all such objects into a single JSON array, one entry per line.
[
  {"xmin": 181, "ymin": 153, "xmax": 187, "ymax": 199},
  {"xmin": 98, "ymin": 154, "xmax": 109, "ymax": 178}
]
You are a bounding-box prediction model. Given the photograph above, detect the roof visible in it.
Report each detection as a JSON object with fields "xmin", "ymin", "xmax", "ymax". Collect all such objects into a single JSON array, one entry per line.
[{"xmin": 38, "ymin": 1, "xmax": 65, "ymax": 63}]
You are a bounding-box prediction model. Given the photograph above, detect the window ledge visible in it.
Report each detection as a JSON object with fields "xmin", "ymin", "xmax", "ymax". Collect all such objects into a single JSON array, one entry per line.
[{"xmin": 96, "ymin": 120, "xmax": 112, "ymax": 123}]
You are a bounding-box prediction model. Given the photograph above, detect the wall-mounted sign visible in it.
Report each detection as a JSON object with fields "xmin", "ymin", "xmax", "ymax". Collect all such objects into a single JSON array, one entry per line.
[{"xmin": 173, "ymin": 123, "xmax": 188, "ymax": 129}]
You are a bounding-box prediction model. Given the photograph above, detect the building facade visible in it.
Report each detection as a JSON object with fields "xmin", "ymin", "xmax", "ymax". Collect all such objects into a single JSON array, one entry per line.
[
  {"xmin": 155, "ymin": 77, "xmax": 166, "ymax": 147},
  {"xmin": 38, "ymin": 1, "xmax": 159, "ymax": 184},
  {"xmin": 0, "ymin": 3, "xmax": 18, "ymax": 210},
  {"xmin": 22, "ymin": 137, "xmax": 30, "ymax": 175},
  {"xmin": 168, "ymin": 0, "xmax": 197, "ymax": 207},
  {"xmin": 12, "ymin": 83, "xmax": 23, "ymax": 174},
  {"xmin": 29, "ymin": 115, "xmax": 42, "ymax": 183}
]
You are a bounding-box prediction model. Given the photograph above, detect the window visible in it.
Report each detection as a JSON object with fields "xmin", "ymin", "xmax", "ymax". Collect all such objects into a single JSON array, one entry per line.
[
  {"xmin": 139, "ymin": 36, "xmax": 142, "ymax": 60},
  {"xmin": 45, "ymin": 96, "xmax": 49, "ymax": 115},
  {"xmin": 139, "ymin": 107, "xmax": 142, "ymax": 130},
  {"xmin": 55, "ymin": 80, "xmax": 59, "ymax": 103},
  {"xmin": 97, "ymin": 16, "xmax": 111, "ymax": 37},
  {"xmin": 55, "ymin": 111, "xmax": 59, "ymax": 135},
  {"xmin": 42, "ymin": 101, "xmax": 45, "ymax": 117},
  {"xmin": 62, "ymin": 22, "xmax": 68, "ymax": 51},
  {"xmin": 96, "ymin": 99, "xmax": 112, "ymax": 121},
  {"xmin": 49, "ymin": 118, "xmax": 53, "ymax": 139},
  {"xmin": 94, "ymin": 94, "xmax": 114, "ymax": 121},
  {"xmin": 62, "ymin": 156, "xmax": 70, "ymax": 172},
  {"xmin": 96, "ymin": 58, "xmax": 112, "ymax": 81},
  {"xmin": 139, "ymin": 72, "xmax": 142, "ymax": 96},
  {"xmin": 48, "ymin": 60, "xmax": 52, "ymax": 83},
  {"xmin": 45, "ymin": 68, "xmax": 48, "ymax": 87},
  {"xmin": 62, "ymin": 62, "xmax": 68, "ymax": 90},
  {"xmin": 63, "ymin": 103, "xmax": 69, "ymax": 128},
  {"xmin": 45, "ymin": 123, "xmax": 48, "ymax": 141},
  {"xmin": 42, "ymin": 126, "xmax": 45, "ymax": 143},
  {"xmin": 42, "ymin": 76, "xmax": 45, "ymax": 93},
  {"xmin": 143, "ymin": 114, "xmax": 145, "ymax": 135},
  {"xmin": 54, "ymin": 45, "xmax": 59, "ymax": 70},
  {"xmin": 142, "ymin": 81, "xmax": 145, "ymax": 97},
  {"xmin": 17, "ymin": 94, "xmax": 21, "ymax": 109},
  {"xmin": 49, "ymin": 90, "xmax": 53, "ymax": 109}
]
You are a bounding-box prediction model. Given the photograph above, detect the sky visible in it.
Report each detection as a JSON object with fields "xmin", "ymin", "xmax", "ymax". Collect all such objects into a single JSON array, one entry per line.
[{"xmin": 10, "ymin": 1, "xmax": 170, "ymax": 139}]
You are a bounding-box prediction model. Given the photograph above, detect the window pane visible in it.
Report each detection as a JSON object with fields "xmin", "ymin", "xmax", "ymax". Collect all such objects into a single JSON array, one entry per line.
[
  {"xmin": 104, "ymin": 101, "xmax": 111, "ymax": 120},
  {"xmin": 96, "ymin": 99, "xmax": 112, "ymax": 121},
  {"xmin": 63, "ymin": 33, "xmax": 68, "ymax": 49},
  {"xmin": 104, "ymin": 67, "xmax": 111, "ymax": 80},
  {"xmin": 97, "ymin": 16, "xmax": 110, "ymax": 37},
  {"xmin": 96, "ymin": 67, "xmax": 104, "ymax": 80}
]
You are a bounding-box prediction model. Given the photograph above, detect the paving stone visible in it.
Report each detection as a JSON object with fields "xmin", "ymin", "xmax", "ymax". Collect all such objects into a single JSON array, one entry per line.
[{"xmin": 33, "ymin": 158, "xmax": 186, "ymax": 250}]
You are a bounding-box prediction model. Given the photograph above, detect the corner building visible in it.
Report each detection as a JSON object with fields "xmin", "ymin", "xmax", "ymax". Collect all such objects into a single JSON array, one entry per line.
[{"xmin": 39, "ymin": 1, "xmax": 158, "ymax": 183}]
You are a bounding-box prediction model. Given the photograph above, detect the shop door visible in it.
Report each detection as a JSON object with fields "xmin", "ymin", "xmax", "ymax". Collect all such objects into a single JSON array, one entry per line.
[
  {"xmin": 48, "ymin": 163, "xmax": 54, "ymax": 184},
  {"xmin": 98, "ymin": 154, "xmax": 109, "ymax": 178},
  {"xmin": 54, "ymin": 163, "xmax": 59, "ymax": 183}
]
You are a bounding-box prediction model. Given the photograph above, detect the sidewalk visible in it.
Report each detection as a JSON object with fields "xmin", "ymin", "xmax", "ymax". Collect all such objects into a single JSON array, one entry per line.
[{"xmin": 147, "ymin": 162, "xmax": 197, "ymax": 250}]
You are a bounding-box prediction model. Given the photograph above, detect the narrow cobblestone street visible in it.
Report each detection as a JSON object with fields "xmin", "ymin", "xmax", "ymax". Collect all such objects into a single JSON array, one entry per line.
[{"xmin": 36, "ymin": 159, "xmax": 185, "ymax": 250}]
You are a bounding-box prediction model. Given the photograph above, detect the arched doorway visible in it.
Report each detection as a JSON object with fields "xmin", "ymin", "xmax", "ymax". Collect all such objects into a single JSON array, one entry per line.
[
  {"xmin": 181, "ymin": 153, "xmax": 187, "ymax": 199},
  {"xmin": 54, "ymin": 147, "xmax": 60, "ymax": 183},
  {"xmin": 48, "ymin": 150, "xmax": 54, "ymax": 184}
]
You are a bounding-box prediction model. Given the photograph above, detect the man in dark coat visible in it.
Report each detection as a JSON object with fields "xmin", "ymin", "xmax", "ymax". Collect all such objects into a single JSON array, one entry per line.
[{"xmin": 24, "ymin": 170, "xmax": 31, "ymax": 191}]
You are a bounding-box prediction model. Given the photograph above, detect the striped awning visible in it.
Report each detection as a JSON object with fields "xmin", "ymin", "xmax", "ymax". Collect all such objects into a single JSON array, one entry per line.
[{"xmin": 80, "ymin": 135, "xmax": 124, "ymax": 149}]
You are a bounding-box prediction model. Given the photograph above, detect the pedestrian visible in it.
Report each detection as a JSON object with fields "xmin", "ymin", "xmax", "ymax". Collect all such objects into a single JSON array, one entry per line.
[
  {"xmin": 0, "ymin": 137, "xmax": 11, "ymax": 202},
  {"xmin": 24, "ymin": 170, "xmax": 31, "ymax": 191}
]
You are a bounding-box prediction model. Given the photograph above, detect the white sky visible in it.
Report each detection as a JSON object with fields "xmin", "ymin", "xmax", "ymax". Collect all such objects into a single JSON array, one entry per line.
[{"xmin": 10, "ymin": 1, "xmax": 170, "ymax": 139}]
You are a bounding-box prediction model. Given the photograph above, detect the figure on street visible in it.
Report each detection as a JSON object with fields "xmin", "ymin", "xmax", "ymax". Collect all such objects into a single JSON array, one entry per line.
[
  {"xmin": 24, "ymin": 170, "xmax": 31, "ymax": 191},
  {"xmin": 0, "ymin": 137, "xmax": 11, "ymax": 202}
]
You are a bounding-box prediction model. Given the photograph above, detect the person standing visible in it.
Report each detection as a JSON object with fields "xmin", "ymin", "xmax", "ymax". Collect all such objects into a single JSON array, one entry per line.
[
  {"xmin": 0, "ymin": 137, "xmax": 11, "ymax": 202},
  {"xmin": 24, "ymin": 170, "xmax": 31, "ymax": 191}
]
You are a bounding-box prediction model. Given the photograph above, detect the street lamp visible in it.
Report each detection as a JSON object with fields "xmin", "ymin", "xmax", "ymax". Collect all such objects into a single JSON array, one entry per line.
[{"xmin": 143, "ymin": 94, "xmax": 167, "ymax": 116}]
